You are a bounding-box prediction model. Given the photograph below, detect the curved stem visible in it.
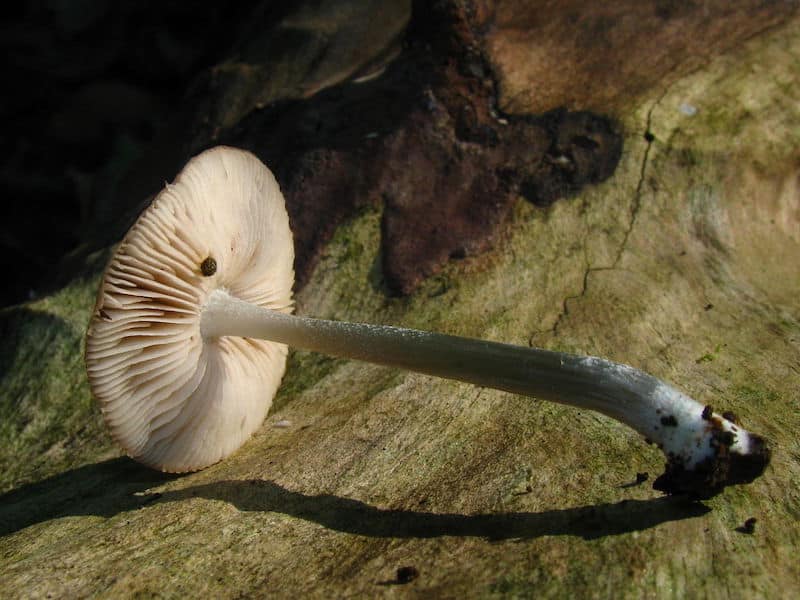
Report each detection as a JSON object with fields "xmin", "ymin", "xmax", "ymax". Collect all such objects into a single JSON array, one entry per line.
[{"xmin": 201, "ymin": 289, "xmax": 769, "ymax": 498}]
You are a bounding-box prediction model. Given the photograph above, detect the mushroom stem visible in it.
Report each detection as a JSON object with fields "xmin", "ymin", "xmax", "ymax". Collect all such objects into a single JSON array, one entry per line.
[{"xmin": 202, "ymin": 289, "xmax": 770, "ymax": 498}]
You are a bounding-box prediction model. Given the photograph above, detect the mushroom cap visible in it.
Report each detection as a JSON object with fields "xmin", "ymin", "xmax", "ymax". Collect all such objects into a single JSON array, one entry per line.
[{"xmin": 85, "ymin": 146, "xmax": 294, "ymax": 472}]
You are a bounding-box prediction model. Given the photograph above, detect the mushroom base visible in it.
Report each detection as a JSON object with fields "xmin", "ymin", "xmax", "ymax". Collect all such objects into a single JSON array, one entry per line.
[{"xmin": 653, "ymin": 432, "xmax": 771, "ymax": 499}]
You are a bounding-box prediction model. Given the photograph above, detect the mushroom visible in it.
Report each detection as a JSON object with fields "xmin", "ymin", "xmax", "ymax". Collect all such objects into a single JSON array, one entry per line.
[{"xmin": 85, "ymin": 146, "xmax": 770, "ymax": 498}]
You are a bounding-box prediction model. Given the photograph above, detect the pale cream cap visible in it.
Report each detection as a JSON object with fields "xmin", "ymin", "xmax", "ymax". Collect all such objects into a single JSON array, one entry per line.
[{"xmin": 85, "ymin": 146, "xmax": 294, "ymax": 472}]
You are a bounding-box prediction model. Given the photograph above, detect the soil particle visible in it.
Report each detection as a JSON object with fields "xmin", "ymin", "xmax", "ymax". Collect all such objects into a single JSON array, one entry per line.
[
  {"xmin": 653, "ymin": 428, "xmax": 771, "ymax": 499},
  {"xmin": 736, "ymin": 517, "xmax": 757, "ymax": 534},
  {"xmin": 200, "ymin": 257, "xmax": 217, "ymax": 277},
  {"xmin": 395, "ymin": 566, "xmax": 419, "ymax": 584},
  {"xmin": 621, "ymin": 471, "xmax": 650, "ymax": 488},
  {"xmin": 722, "ymin": 411, "xmax": 739, "ymax": 424}
]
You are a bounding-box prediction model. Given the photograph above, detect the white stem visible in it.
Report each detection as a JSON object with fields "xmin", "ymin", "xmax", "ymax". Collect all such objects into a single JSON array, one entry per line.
[{"xmin": 201, "ymin": 289, "xmax": 769, "ymax": 497}]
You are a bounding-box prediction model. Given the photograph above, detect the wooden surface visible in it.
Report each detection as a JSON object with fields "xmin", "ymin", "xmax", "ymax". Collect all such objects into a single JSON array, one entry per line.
[{"xmin": 1, "ymin": 5, "xmax": 798, "ymax": 598}]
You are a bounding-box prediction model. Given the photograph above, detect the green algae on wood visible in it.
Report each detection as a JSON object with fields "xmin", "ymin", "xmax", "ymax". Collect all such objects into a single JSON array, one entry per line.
[
  {"xmin": 1, "ymin": 11, "xmax": 800, "ymax": 600},
  {"xmin": 0, "ymin": 276, "xmax": 114, "ymax": 493}
]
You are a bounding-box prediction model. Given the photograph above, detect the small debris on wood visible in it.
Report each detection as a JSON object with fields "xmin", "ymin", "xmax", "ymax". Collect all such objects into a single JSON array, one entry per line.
[
  {"xmin": 620, "ymin": 471, "xmax": 649, "ymax": 488},
  {"xmin": 736, "ymin": 517, "xmax": 757, "ymax": 534},
  {"xmin": 273, "ymin": 419, "xmax": 292, "ymax": 428},
  {"xmin": 396, "ymin": 566, "xmax": 419, "ymax": 584}
]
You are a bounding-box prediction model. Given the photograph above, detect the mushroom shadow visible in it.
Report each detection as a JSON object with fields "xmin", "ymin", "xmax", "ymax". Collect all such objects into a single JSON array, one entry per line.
[
  {"xmin": 0, "ymin": 458, "xmax": 179, "ymax": 537},
  {"xmin": 154, "ymin": 480, "xmax": 709, "ymax": 541},
  {"xmin": 2, "ymin": 463, "xmax": 709, "ymax": 540}
]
